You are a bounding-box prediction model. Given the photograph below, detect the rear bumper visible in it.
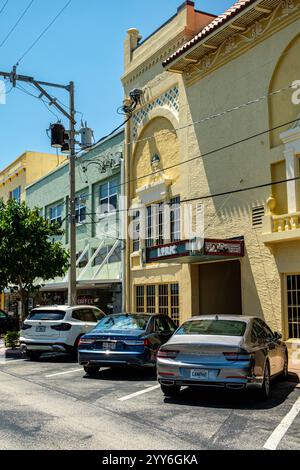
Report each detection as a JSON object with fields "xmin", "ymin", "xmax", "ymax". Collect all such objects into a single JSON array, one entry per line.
[
  {"xmin": 157, "ymin": 359, "xmax": 263, "ymax": 390},
  {"xmin": 78, "ymin": 349, "xmax": 152, "ymax": 367},
  {"xmin": 20, "ymin": 340, "xmax": 70, "ymax": 353}
]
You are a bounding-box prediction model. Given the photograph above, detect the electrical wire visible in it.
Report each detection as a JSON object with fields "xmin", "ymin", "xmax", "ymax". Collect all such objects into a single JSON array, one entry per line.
[
  {"xmin": 15, "ymin": 0, "xmax": 72, "ymax": 66},
  {"xmin": 0, "ymin": 0, "xmax": 35, "ymax": 50},
  {"xmin": 81, "ymin": 173, "xmax": 300, "ymax": 221},
  {"xmin": 0, "ymin": 0, "xmax": 9, "ymax": 17},
  {"xmin": 27, "ymin": 82, "xmax": 84, "ymax": 119},
  {"xmin": 79, "ymin": 115, "xmax": 300, "ymax": 201},
  {"xmin": 126, "ymin": 83, "xmax": 295, "ymax": 147},
  {"xmin": 79, "ymin": 81, "xmax": 296, "ymax": 181},
  {"xmin": 16, "ymin": 83, "xmax": 60, "ymax": 120}
]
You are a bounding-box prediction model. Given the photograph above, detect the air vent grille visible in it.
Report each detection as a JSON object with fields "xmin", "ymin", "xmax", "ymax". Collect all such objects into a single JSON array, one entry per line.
[{"xmin": 252, "ymin": 205, "xmax": 265, "ymax": 228}]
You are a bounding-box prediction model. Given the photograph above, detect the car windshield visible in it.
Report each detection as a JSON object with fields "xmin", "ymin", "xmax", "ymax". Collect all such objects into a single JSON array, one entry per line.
[
  {"xmin": 95, "ymin": 314, "xmax": 149, "ymax": 331},
  {"xmin": 175, "ymin": 319, "xmax": 247, "ymax": 337},
  {"xmin": 27, "ymin": 310, "xmax": 66, "ymax": 321}
]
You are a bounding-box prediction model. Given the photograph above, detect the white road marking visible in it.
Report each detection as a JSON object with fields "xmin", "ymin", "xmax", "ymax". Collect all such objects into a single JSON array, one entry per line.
[
  {"xmin": 118, "ymin": 384, "xmax": 160, "ymax": 402},
  {"xmin": 45, "ymin": 368, "xmax": 83, "ymax": 378},
  {"xmin": 264, "ymin": 397, "xmax": 300, "ymax": 450},
  {"xmin": 0, "ymin": 358, "xmax": 26, "ymax": 364}
]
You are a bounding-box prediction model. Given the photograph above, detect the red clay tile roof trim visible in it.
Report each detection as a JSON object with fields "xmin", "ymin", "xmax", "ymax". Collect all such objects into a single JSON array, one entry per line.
[{"xmin": 163, "ymin": 0, "xmax": 256, "ymax": 67}]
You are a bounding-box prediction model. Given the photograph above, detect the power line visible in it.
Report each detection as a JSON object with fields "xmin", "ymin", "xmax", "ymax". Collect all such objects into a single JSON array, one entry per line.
[
  {"xmin": 16, "ymin": 83, "xmax": 60, "ymax": 120},
  {"xmin": 0, "ymin": 0, "xmax": 34, "ymax": 51},
  {"xmin": 0, "ymin": 0, "xmax": 9, "ymax": 17},
  {"xmin": 80, "ymin": 116, "xmax": 300, "ymax": 200},
  {"xmin": 126, "ymin": 83, "xmax": 295, "ymax": 147},
  {"xmin": 79, "ymin": 81, "xmax": 295, "ymax": 180},
  {"xmin": 15, "ymin": 0, "xmax": 72, "ymax": 66},
  {"xmin": 81, "ymin": 174, "xmax": 300, "ymax": 220}
]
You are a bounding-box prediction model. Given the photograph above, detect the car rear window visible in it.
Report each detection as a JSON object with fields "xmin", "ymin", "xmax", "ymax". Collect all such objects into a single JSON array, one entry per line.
[
  {"xmin": 175, "ymin": 319, "xmax": 247, "ymax": 337},
  {"xmin": 27, "ymin": 310, "xmax": 66, "ymax": 321},
  {"xmin": 95, "ymin": 314, "xmax": 149, "ymax": 331}
]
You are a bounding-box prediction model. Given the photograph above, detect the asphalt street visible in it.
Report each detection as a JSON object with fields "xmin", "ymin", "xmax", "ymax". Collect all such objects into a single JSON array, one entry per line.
[{"xmin": 0, "ymin": 353, "xmax": 299, "ymax": 450}]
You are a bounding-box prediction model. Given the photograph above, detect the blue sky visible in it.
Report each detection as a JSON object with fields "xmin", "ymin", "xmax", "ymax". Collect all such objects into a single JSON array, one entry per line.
[{"xmin": 0, "ymin": 0, "xmax": 234, "ymax": 169}]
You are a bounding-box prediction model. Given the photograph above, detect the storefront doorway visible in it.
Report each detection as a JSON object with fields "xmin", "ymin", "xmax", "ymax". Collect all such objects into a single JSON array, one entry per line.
[{"xmin": 198, "ymin": 260, "xmax": 242, "ymax": 315}]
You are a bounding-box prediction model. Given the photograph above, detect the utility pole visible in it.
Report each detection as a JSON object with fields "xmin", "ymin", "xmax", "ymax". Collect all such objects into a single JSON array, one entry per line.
[
  {"xmin": 68, "ymin": 81, "xmax": 77, "ymax": 306},
  {"xmin": 0, "ymin": 69, "xmax": 77, "ymax": 306}
]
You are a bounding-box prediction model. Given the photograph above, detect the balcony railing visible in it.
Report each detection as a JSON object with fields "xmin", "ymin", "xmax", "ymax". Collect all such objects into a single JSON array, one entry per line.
[{"xmin": 271, "ymin": 212, "xmax": 300, "ymax": 233}]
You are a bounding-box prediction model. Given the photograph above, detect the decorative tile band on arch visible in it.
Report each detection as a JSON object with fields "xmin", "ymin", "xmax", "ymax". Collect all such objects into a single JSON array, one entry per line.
[{"xmin": 132, "ymin": 86, "xmax": 179, "ymax": 139}]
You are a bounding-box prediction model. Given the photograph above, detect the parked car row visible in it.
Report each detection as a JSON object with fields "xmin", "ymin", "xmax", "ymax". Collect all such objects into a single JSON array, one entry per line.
[{"xmin": 19, "ymin": 305, "xmax": 289, "ymax": 400}]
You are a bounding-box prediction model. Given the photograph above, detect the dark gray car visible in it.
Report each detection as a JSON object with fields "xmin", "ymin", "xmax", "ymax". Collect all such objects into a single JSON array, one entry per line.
[{"xmin": 157, "ymin": 315, "xmax": 288, "ymax": 399}]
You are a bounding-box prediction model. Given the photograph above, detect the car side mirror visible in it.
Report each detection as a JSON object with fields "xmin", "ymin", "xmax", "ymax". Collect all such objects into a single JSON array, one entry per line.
[{"xmin": 273, "ymin": 331, "xmax": 282, "ymax": 340}]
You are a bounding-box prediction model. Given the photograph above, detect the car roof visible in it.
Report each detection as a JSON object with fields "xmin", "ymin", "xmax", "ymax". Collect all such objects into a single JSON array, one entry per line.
[
  {"xmin": 184, "ymin": 315, "xmax": 253, "ymax": 323},
  {"xmin": 31, "ymin": 305, "xmax": 99, "ymax": 311}
]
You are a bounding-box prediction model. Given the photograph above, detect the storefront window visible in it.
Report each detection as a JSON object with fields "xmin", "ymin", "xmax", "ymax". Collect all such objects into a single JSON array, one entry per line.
[
  {"xmin": 287, "ymin": 275, "xmax": 300, "ymax": 338},
  {"xmin": 146, "ymin": 285, "xmax": 156, "ymax": 313},
  {"xmin": 135, "ymin": 283, "xmax": 180, "ymax": 324},
  {"xmin": 136, "ymin": 286, "xmax": 145, "ymax": 313}
]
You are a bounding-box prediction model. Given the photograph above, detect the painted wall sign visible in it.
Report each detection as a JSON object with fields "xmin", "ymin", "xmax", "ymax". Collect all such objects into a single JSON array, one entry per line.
[
  {"xmin": 146, "ymin": 238, "xmax": 244, "ymax": 263},
  {"xmin": 204, "ymin": 239, "xmax": 244, "ymax": 257}
]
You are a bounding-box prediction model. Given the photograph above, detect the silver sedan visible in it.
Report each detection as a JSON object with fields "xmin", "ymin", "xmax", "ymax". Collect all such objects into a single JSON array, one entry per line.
[{"xmin": 157, "ymin": 315, "xmax": 288, "ymax": 399}]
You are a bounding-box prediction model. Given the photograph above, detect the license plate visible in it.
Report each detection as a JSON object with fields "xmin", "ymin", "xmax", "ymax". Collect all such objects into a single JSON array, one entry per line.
[
  {"xmin": 103, "ymin": 342, "xmax": 116, "ymax": 351},
  {"xmin": 36, "ymin": 326, "xmax": 46, "ymax": 333},
  {"xmin": 190, "ymin": 369, "xmax": 209, "ymax": 380}
]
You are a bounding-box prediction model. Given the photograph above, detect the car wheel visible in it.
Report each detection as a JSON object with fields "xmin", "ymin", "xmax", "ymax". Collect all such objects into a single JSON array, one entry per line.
[
  {"xmin": 84, "ymin": 365, "xmax": 100, "ymax": 376},
  {"xmin": 259, "ymin": 362, "xmax": 270, "ymax": 399},
  {"xmin": 26, "ymin": 351, "xmax": 41, "ymax": 361},
  {"xmin": 280, "ymin": 353, "xmax": 289, "ymax": 381},
  {"xmin": 160, "ymin": 384, "xmax": 181, "ymax": 397}
]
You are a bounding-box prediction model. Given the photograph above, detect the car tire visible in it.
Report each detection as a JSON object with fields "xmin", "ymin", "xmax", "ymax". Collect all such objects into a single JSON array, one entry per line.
[
  {"xmin": 26, "ymin": 351, "xmax": 41, "ymax": 361},
  {"xmin": 259, "ymin": 361, "xmax": 270, "ymax": 399},
  {"xmin": 160, "ymin": 384, "xmax": 181, "ymax": 397},
  {"xmin": 84, "ymin": 365, "xmax": 100, "ymax": 376},
  {"xmin": 280, "ymin": 352, "xmax": 289, "ymax": 381}
]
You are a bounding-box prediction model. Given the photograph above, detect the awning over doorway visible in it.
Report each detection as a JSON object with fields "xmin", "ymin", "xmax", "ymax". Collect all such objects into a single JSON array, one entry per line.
[{"xmin": 145, "ymin": 237, "xmax": 245, "ymax": 264}]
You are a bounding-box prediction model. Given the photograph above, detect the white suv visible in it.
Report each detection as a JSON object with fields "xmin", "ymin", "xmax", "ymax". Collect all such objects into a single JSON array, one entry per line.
[{"xmin": 20, "ymin": 305, "xmax": 105, "ymax": 360}]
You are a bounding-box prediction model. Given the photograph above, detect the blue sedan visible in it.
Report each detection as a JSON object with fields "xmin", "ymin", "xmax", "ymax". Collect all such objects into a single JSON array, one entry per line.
[{"xmin": 78, "ymin": 313, "xmax": 177, "ymax": 376}]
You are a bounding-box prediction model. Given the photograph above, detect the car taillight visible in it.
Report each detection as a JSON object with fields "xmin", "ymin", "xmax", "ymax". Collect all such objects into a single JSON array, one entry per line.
[
  {"xmin": 223, "ymin": 351, "xmax": 253, "ymax": 361},
  {"xmin": 21, "ymin": 324, "xmax": 32, "ymax": 330},
  {"xmin": 79, "ymin": 338, "xmax": 94, "ymax": 345},
  {"xmin": 144, "ymin": 338, "xmax": 151, "ymax": 347},
  {"xmin": 157, "ymin": 349, "xmax": 178, "ymax": 359},
  {"xmin": 50, "ymin": 323, "xmax": 72, "ymax": 331}
]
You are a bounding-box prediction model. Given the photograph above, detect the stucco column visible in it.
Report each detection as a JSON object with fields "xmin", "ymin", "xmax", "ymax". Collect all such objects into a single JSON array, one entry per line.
[
  {"xmin": 284, "ymin": 147, "xmax": 298, "ymax": 213},
  {"xmin": 280, "ymin": 127, "xmax": 300, "ymax": 214}
]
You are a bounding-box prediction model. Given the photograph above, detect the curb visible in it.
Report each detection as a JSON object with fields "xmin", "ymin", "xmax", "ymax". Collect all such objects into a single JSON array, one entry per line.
[{"xmin": 0, "ymin": 346, "xmax": 24, "ymax": 359}]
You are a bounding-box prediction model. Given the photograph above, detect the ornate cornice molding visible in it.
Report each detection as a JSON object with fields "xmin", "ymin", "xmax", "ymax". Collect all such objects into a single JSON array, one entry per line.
[
  {"xmin": 183, "ymin": 0, "xmax": 300, "ymax": 86},
  {"xmin": 122, "ymin": 33, "xmax": 187, "ymax": 88}
]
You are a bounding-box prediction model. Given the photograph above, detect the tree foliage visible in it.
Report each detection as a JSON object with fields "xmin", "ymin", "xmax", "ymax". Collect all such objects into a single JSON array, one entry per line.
[{"xmin": 0, "ymin": 200, "xmax": 69, "ymax": 318}]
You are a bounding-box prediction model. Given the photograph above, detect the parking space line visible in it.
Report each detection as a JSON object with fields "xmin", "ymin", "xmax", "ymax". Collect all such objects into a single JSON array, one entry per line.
[
  {"xmin": 118, "ymin": 384, "xmax": 160, "ymax": 402},
  {"xmin": 264, "ymin": 397, "xmax": 300, "ymax": 450},
  {"xmin": 45, "ymin": 368, "xmax": 83, "ymax": 378},
  {"xmin": 0, "ymin": 358, "xmax": 26, "ymax": 364}
]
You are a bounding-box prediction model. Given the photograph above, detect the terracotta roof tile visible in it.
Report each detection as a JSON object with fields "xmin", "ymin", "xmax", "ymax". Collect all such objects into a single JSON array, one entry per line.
[{"xmin": 163, "ymin": 0, "xmax": 255, "ymax": 66}]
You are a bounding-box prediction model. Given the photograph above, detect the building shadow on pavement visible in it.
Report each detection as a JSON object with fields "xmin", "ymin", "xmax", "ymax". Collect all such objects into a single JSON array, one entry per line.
[
  {"xmin": 163, "ymin": 373, "xmax": 300, "ymax": 410},
  {"xmin": 83, "ymin": 366, "xmax": 157, "ymax": 382}
]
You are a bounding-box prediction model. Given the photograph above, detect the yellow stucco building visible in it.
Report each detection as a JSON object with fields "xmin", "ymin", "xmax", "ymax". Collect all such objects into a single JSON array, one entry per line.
[
  {"xmin": 0, "ymin": 150, "xmax": 64, "ymax": 309},
  {"xmin": 0, "ymin": 151, "xmax": 64, "ymax": 203},
  {"xmin": 122, "ymin": 0, "xmax": 300, "ymax": 362}
]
